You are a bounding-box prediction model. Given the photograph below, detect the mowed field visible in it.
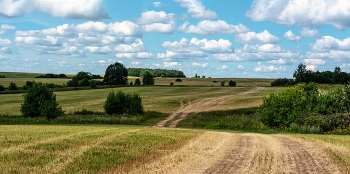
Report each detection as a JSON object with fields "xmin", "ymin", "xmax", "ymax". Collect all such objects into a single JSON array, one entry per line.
[{"xmin": 1, "ymin": 72, "xmax": 350, "ymax": 173}]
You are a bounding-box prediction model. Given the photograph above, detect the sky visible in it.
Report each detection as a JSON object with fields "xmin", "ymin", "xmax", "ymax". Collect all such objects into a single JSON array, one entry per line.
[{"xmin": 1, "ymin": 0, "xmax": 350, "ymax": 78}]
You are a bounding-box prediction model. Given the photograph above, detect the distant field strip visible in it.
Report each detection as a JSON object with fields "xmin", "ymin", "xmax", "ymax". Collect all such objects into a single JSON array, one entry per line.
[
  {"xmin": 0, "ymin": 125, "xmax": 201, "ymax": 173},
  {"xmin": 155, "ymin": 87, "xmax": 265, "ymax": 128},
  {"xmin": 133, "ymin": 132, "xmax": 345, "ymax": 173}
]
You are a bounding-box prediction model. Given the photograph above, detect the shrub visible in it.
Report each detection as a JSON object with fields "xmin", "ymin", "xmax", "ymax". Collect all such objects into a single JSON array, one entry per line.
[
  {"xmin": 175, "ymin": 78, "xmax": 182, "ymax": 82},
  {"xmin": 290, "ymin": 123, "xmax": 323, "ymax": 134},
  {"xmin": 221, "ymin": 81, "xmax": 225, "ymax": 86},
  {"xmin": 271, "ymin": 78, "xmax": 296, "ymax": 86},
  {"xmin": 129, "ymin": 82, "xmax": 133, "ymax": 86},
  {"xmin": 141, "ymin": 71, "xmax": 154, "ymax": 85},
  {"xmin": 9, "ymin": 82, "xmax": 18, "ymax": 90},
  {"xmin": 78, "ymin": 78, "xmax": 90, "ymax": 86},
  {"xmin": 135, "ymin": 79, "xmax": 141, "ymax": 85},
  {"xmin": 0, "ymin": 75, "xmax": 5, "ymax": 78},
  {"xmin": 0, "ymin": 85, "xmax": 5, "ymax": 91},
  {"xmin": 170, "ymin": 82, "xmax": 174, "ymax": 86},
  {"xmin": 104, "ymin": 91, "xmax": 143, "ymax": 115},
  {"xmin": 258, "ymin": 83, "xmax": 318, "ymax": 127},
  {"xmin": 21, "ymin": 82, "xmax": 64, "ymax": 119},
  {"xmin": 26, "ymin": 81, "xmax": 34, "ymax": 87},
  {"xmin": 228, "ymin": 80, "xmax": 236, "ymax": 87},
  {"xmin": 89, "ymin": 80, "xmax": 97, "ymax": 89},
  {"xmin": 73, "ymin": 109, "xmax": 95, "ymax": 115}
]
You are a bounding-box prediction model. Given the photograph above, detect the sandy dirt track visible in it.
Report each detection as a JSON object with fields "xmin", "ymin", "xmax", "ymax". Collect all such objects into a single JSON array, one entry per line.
[
  {"xmin": 131, "ymin": 132, "xmax": 344, "ymax": 174},
  {"xmin": 155, "ymin": 87, "xmax": 265, "ymax": 128}
]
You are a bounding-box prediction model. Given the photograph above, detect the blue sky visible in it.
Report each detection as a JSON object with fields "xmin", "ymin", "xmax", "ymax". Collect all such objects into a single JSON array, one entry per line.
[{"xmin": 1, "ymin": 0, "xmax": 350, "ymax": 78}]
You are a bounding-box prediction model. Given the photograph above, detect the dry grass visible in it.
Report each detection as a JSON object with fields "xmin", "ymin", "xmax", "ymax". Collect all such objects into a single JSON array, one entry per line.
[{"xmin": 0, "ymin": 125, "xmax": 201, "ymax": 173}]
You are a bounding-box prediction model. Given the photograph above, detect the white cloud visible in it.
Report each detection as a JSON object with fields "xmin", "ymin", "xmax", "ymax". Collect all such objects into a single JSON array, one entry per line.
[
  {"xmin": 304, "ymin": 58, "xmax": 326, "ymax": 66},
  {"xmin": 75, "ymin": 21, "xmax": 108, "ymax": 33},
  {"xmin": 137, "ymin": 11, "xmax": 175, "ymax": 25},
  {"xmin": 238, "ymin": 65, "xmax": 245, "ymax": 70},
  {"xmin": 116, "ymin": 52, "xmax": 153, "ymax": 59},
  {"xmin": 115, "ymin": 39, "xmax": 144, "ymax": 53},
  {"xmin": 283, "ymin": 30, "xmax": 301, "ymax": 42},
  {"xmin": 162, "ymin": 37, "xmax": 233, "ymax": 54},
  {"xmin": 174, "ymin": 0, "xmax": 217, "ymax": 19},
  {"xmin": 254, "ymin": 62, "xmax": 286, "ymax": 72},
  {"xmin": 153, "ymin": 2, "xmax": 166, "ymax": 7},
  {"xmin": 131, "ymin": 61, "xmax": 142, "ymax": 65},
  {"xmin": 221, "ymin": 65, "xmax": 228, "ymax": 70},
  {"xmin": 142, "ymin": 21, "xmax": 176, "ymax": 34},
  {"xmin": 267, "ymin": 58, "xmax": 296, "ymax": 65},
  {"xmin": 85, "ymin": 46, "xmax": 113, "ymax": 54},
  {"xmin": 0, "ymin": 24, "xmax": 16, "ymax": 34},
  {"xmin": 246, "ymin": 0, "xmax": 350, "ymax": 30},
  {"xmin": 235, "ymin": 30, "xmax": 279, "ymax": 44},
  {"xmin": 0, "ymin": 0, "xmax": 109, "ymax": 20},
  {"xmin": 213, "ymin": 54, "xmax": 243, "ymax": 62},
  {"xmin": 192, "ymin": 62, "xmax": 208, "ymax": 68},
  {"xmin": 108, "ymin": 21, "xmax": 141, "ymax": 37},
  {"xmin": 178, "ymin": 20, "xmax": 249, "ymax": 35},
  {"xmin": 163, "ymin": 61, "xmax": 181, "ymax": 68},
  {"xmin": 300, "ymin": 28, "xmax": 320, "ymax": 38},
  {"xmin": 0, "ymin": 38, "xmax": 12, "ymax": 54},
  {"xmin": 41, "ymin": 24, "xmax": 77, "ymax": 37},
  {"xmin": 157, "ymin": 50, "xmax": 206, "ymax": 59},
  {"xmin": 310, "ymin": 36, "xmax": 350, "ymax": 52}
]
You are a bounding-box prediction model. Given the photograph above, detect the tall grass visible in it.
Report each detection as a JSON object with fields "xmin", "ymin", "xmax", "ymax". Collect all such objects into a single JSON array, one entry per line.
[{"xmin": 290, "ymin": 123, "xmax": 323, "ymax": 134}]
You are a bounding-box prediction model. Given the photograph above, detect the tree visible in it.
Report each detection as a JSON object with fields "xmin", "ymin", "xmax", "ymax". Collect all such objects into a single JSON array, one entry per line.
[
  {"xmin": 104, "ymin": 62, "xmax": 128, "ymax": 85},
  {"xmin": 0, "ymin": 85, "xmax": 5, "ymax": 91},
  {"xmin": 135, "ymin": 79, "xmax": 141, "ymax": 85},
  {"xmin": 141, "ymin": 71, "xmax": 154, "ymax": 85},
  {"xmin": 9, "ymin": 82, "xmax": 17, "ymax": 90},
  {"xmin": 228, "ymin": 80, "xmax": 236, "ymax": 87},
  {"xmin": 21, "ymin": 82, "xmax": 63, "ymax": 119},
  {"xmin": 221, "ymin": 81, "xmax": 225, "ymax": 86},
  {"xmin": 104, "ymin": 91, "xmax": 143, "ymax": 115},
  {"xmin": 293, "ymin": 63, "xmax": 309, "ymax": 83}
]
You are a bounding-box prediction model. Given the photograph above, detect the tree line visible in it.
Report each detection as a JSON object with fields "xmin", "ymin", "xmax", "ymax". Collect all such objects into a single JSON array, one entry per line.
[
  {"xmin": 272, "ymin": 63, "xmax": 350, "ymax": 86},
  {"xmin": 127, "ymin": 68, "xmax": 186, "ymax": 78}
]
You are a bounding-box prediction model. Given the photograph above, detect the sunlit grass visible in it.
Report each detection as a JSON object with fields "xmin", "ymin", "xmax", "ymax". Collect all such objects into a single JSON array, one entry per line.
[{"xmin": 0, "ymin": 125, "xmax": 202, "ymax": 173}]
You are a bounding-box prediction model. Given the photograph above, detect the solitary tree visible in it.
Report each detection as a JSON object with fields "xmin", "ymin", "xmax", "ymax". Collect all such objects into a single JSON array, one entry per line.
[
  {"xmin": 141, "ymin": 71, "xmax": 154, "ymax": 85},
  {"xmin": 293, "ymin": 63, "xmax": 309, "ymax": 83},
  {"xmin": 134, "ymin": 78, "xmax": 141, "ymax": 85},
  {"xmin": 228, "ymin": 80, "xmax": 236, "ymax": 87},
  {"xmin": 21, "ymin": 82, "xmax": 63, "ymax": 119},
  {"xmin": 104, "ymin": 62, "xmax": 128, "ymax": 85}
]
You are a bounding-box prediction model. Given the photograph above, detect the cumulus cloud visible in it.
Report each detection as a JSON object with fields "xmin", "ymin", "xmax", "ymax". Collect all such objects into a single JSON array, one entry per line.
[
  {"xmin": 221, "ymin": 65, "xmax": 228, "ymax": 70},
  {"xmin": 213, "ymin": 54, "xmax": 243, "ymax": 62},
  {"xmin": 300, "ymin": 28, "xmax": 320, "ymax": 38},
  {"xmin": 310, "ymin": 36, "xmax": 350, "ymax": 52},
  {"xmin": 0, "ymin": 24, "xmax": 16, "ymax": 34},
  {"xmin": 174, "ymin": 0, "xmax": 217, "ymax": 19},
  {"xmin": 0, "ymin": 0, "xmax": 109, "ymax": 20},
  {"xmin": 108, "ymin": 21, "xmax": 142, "ymax": 37},
  {"xmin": 153, "ymin": 2, "xmax": 167, "ymax": 7},
  {"xmin": 115, "ymin": 39, "xmax": 145, "ymax": 53},
  {"xmin": 178, "ymin": 20, "xmax": 249, "ymax": 35},
  {"xmin": 192, "ymin": 62, "xmax": 208, "ymax": 68},
  {"xmin": 304, "ymin": 58, "xmax": 326, "ymax": 66},
  {"xmin": 267, "ymin": 58, "xmax": 296, "ymax": 65},
  {"xmin": 142, "ymin": 21, "xmax": 176, "ymax": 34},
  {"xmin": 137, "ymin": 11, "xmax": 175, "ymax": 25},
  {"xmin": 0, "ymin": 38, "xmax": 12, "ymax": 54},
  {"xmin": 284, "ymin": 30, "xmax": 301, "ymax": 42},
  {"xmin": 246, "ymin": 0, "xmax": 350, "ymax": 30},
  {"xmin": 254, "ymin": 62, "xmax": 286, "ymax": 72},
  {"xmin": 116, "ymin": 52, "xmax": 153, "ymax": 59},
  {"xmin": 238, "ymin": 65, "xmax": 245, "ymax": 70},
  {"xmin": 163, "ymin": 61, "xmax": 181, "ymax": 68},
  {"xmin": 162, "ymin": 37, "xmax": 233, "ymax": 54},
  {"xmin": 235, "ymin": 30, "xmax": 279, "ymax": 44}
]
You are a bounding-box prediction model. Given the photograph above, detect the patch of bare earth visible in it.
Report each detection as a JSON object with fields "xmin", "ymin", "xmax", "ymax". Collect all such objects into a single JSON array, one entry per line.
[
  {"xmin": 155, "ymin": 87, "xmax": 265, "ymax": 128},
  {"xmin": 132, "ymin": 133, "xmax": 344, "ymax": 174}
]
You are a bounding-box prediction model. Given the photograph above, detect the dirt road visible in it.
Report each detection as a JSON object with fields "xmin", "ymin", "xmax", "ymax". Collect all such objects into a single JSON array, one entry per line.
[
  {"xmin": 132, "ymin": 132, "xmax": 345, "ymax": 173},
  {"xmin": 155, "ymin": 87, "xmax": 265, "ymax": 128}
]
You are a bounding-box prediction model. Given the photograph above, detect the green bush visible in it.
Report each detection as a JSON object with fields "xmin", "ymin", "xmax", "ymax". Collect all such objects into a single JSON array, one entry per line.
[
  {"xmin": 221, "ymin": 81, "xmax": 225, "ymax": 86},
  {"xmin": 228, "ymin": 80, "xmax": 236, "ymax": 87},
  {"xmin": 0, "ymin": 85, "xmax": 5, "ymax": 91},
  {"xmin": 89, "ymin": 80, "xmax": 97, "ymax": 89},
  {"xmin": 21, "ymin": 82, "xmax": 64, "ymax": 119},
  {"xmin": 290, "ymin": 123, "xmax": 323, "ymax": 134},
  {"xmin": 258, "ymin": 83, "xmax": 318, "ymax": 127},
  {"xmin": 9, "ymin": 82, "xmax": 18, "ymax": 90},
  {"xmin": 170, "ymin": 82, "xmax": 174, "ymax": 86},
  {"xmin": 141, "ymin": 71, "xmax": 154, "ymax": 85},
  {"xmin": 134, "ymin": 79, "xmax": 141, "ymax": 85},
  {"xmin": 175, "ymin": 78, "xmax": 182, "ymax": 82},
  {"xmin": 104, "ymin": 91, "xmax": 143, "ymax": 115}
]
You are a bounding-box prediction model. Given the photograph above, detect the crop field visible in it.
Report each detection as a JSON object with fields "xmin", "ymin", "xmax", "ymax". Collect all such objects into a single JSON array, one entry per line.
[{"xmin": 0, "ymin": 125, "xmax": 201, "ymax": 173}]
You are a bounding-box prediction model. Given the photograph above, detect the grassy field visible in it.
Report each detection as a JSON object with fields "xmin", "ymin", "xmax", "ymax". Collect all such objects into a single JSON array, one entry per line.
[
  {"xmin": 0, "ymin": 86, "xmax": 283, "ymax": 116},
  {"xmin": 0, "ymin": 125, "xmax": 201, "ymax": 173}
]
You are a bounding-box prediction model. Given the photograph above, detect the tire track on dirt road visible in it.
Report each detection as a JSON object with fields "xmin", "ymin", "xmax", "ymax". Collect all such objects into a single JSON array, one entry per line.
[
  {"xmin": 132, "ymin": 132, "xmax": 344, "ymax": 173},
  {"xmin": 154, "ymin": 87, "xmax": 265, "ymax": 128}
]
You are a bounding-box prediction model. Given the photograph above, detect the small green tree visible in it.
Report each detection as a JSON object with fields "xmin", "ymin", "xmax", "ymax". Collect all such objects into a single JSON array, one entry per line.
[
  {"xmin": 104, "ymin": 91, "xmax": 143, "ymax": 115},
  {"xmin": 228, "ymin": 80, "xmax": 236, "ymax": 87},
  {"xmin": 141, "ymin": 71, "xmax": 154, "ymax": 85},
  {"xmin": 221, "ymin": 81, "xmax": 225, "ymax": 86},
  {"xmin": 9, "ymin": 82, "xmax": 18, "ymax": 90},
  {"xmin": 89, "ymin": 80, "xmax": 97, "ymax": 89},
  {"xmin": 0, "ymin": 85, "xmax": 5, "ymax": 91},
  {"xmin": 21, "ymin": 82, "xmax": 63, "ymax": 119},
  {"xmin": 104, "ymin": 62, "xmax": 128, "ymax": 85},
  {"xmin": 135, "ymin": 79, "xmax": 141, "ymax": 85}
]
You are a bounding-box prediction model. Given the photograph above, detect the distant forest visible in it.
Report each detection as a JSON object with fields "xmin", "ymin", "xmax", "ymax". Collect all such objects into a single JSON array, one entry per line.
[{"xmin": 127, "ymin": 68, "xmax": 186, "ymax": 78}]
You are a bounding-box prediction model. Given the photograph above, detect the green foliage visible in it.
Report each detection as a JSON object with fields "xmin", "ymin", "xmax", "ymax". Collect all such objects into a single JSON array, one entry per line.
[
  {"xmin": 129, "ymin": 82, "xmax": 133, "ymax": 86},
  {"xmin": 258, "ymin": 83, "xmax": 318, "ymax": 127},
  {"xmin": 170, "ymin": 82, "xmax": 174, "ymax": 86},
  {"xmin": 26, "ymin": 81, "xmax": 34, "ymax": 87},
  {"xmin": 73, "ymin": 109, "xmax": 95, "ymax": 115},
  {"xmin": 290, "ymin": 123, "xmax": 323, "ymax": 134},
  {"xmin": 0, "ymin": 85, "xmax": 5, "ymax": 91},
  {"xmin": 89, "ymin": 80, "xmax": 97, "ymax": 89},
  {"xmin": 21, "ymin": 82, "xmax": 63, "ymax": 119},
  {"xmin": 0, "ymin": 75, "xmax": 5, "ymax": 78},
  {"xmin": 220, "ymin": 81, "xmax": 225, "ymax": 86},
  {"xmin": 228, "ymin": 80, "xmax": 236, "ymax": 87},
  {"xmin": 134, "ymin": 79, "xmax": 141, "ymax": 85},
  {"xmin": 127, "ymin": 68, "xmax": 186, "ymax": 77},
  {"xmin": 271, "ymin": 78, "xmax": 296, "ymax": 86},
  {"xmin": 104, "ymin": 62, "xmax": 128, "ymax": 85},
  {"xmin": 141, "ymin": 71, "xmax": 154, "ymax": 85},
  {"xmin": 175, "ymin": 78, "xmax": 182, "ymax": 82},
  {"xmin": 104, "ymin": 91, "xmax": 143, "ymax": 115},
  {"xmin": 35, "ymin": 73, "xmax": 68, "ymax": 78},
  {"xmin": 9, "ymin": 82, "xmax": 18, "ymax": 90},
  {"xmin": 67, "ymin": 71, "xmax": 92, "ymax": 87}
]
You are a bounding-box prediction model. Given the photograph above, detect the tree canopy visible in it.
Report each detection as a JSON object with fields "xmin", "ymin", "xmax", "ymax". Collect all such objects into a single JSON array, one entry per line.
[
  {"xmin": 141, "ymin": 71, "xmax": 154, "ymax": 85},
  {"xmin": 127, "ymin": 68, "xmax": 186, "ymax": 78},
  {"xmin": 104, "ymin": 62, "xmax": 128, "ymax": 85}
]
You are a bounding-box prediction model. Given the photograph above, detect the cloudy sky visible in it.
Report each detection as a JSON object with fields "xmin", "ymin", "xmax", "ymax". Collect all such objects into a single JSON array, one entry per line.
[{"xmin": 1, "ymin": 0, "xmax": 350, "ymax": 78}]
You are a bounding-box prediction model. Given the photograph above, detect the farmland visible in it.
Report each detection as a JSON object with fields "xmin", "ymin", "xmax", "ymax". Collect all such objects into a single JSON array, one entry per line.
[{"xmin": 1, "ymin": 72, "xmax": 350, "ymax": 173}]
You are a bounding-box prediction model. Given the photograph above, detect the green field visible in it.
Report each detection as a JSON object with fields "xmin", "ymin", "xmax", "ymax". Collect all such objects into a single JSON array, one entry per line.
[{"xmin": 0, "ymin": 125, "xmax": 201, "ymax": 173}]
